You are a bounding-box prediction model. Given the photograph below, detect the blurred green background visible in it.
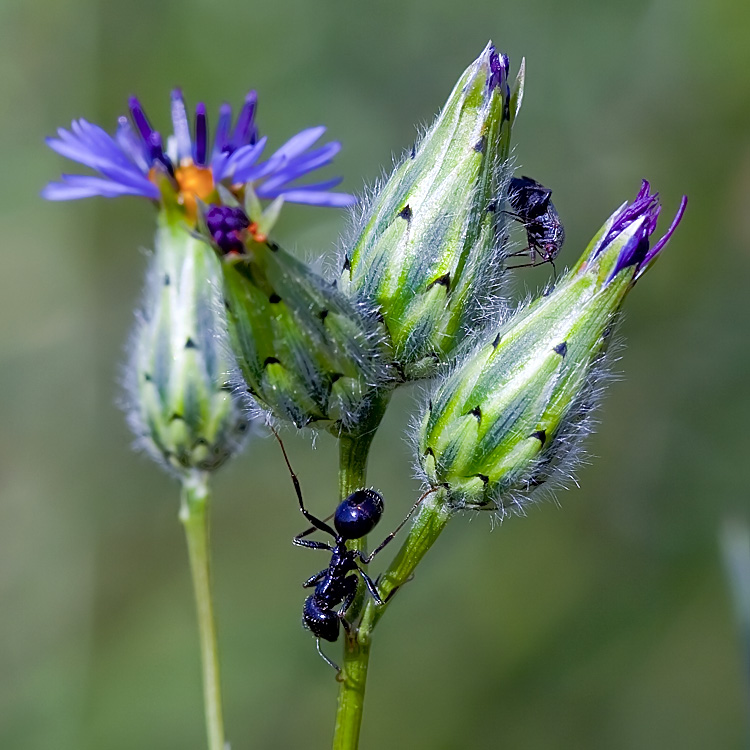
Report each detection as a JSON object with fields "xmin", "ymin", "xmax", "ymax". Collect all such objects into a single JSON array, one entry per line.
[{"xmin": 2, "ymin": 0, "xmax": 749, "ymax": 747}]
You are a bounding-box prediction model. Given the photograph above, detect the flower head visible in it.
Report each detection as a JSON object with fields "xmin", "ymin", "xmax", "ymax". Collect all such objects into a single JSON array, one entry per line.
[{"xmin": 43, "ymin": 89, "xmax": 356, "ymax": 219}]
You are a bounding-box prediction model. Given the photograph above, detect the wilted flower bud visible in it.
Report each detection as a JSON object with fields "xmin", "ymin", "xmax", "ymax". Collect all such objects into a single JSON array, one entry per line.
[
  {"xmin": 339, "ymin": 42, "xmax": 524, "ymax": 378},
  {"xmin": 418, "ymin": 182, "xmax": 687, "ymax": 512},
  {"xmin": 124, "ymin": 212, "xmax": 250, "ymax": 473},
  {"xmin": 204, "ymin": 204, "xmax": 389, "ymax": 432}
]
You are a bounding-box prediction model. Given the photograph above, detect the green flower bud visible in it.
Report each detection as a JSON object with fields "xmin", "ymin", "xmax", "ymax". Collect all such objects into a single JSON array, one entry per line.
[
  {"xmin": 418, "ymin": 182, "xmax": 687, "ymax": 512},
  {"xmin": 124, "ymin": 211, "xmax": 251, "ymax": 474},
  {"xmin": 340, "ymin": 42, "xmax": 524, "ymax": 378},
  {"xmin": 204, "ymin": 205, "xmax": 388, "ymax": 432}
]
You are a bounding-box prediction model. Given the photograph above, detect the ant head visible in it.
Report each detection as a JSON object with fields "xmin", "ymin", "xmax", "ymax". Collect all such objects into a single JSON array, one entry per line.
[{"xmin": 334, "ymin": 489, "xmax": 384, "ymax": 539}]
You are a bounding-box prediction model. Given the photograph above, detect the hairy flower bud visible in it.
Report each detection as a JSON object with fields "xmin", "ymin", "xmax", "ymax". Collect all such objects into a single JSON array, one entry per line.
[
  {"xmin": 418, "ymin": 182, "xmax": 687, "ymax": 512},
  {"xmin": 205, "ymin": 205, "xmax": 388, "ymax": 432},
  {"xmin": 339, "ymin": 42, "xmax": 524, "ymax": 378},
  {"xmin": 124, "ymin": 212, "xmax": 250, "ymax": 474}
]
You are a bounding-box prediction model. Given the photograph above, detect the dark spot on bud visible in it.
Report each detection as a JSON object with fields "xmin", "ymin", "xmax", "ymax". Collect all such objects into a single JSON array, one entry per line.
[
  {"xmin": 554, "ymin": 342, "xmax": 568, "ymax": 357},
  {"xmin": 503, "ymin": 99, "xmax": 511, "ymax": 123},
  {"xmin": 185, "ymin": 338, "xmax": 197, "ymax": 349},
  {"xmin": 492, "ymin": 332, "xmax": 502, "ymax": 349},
  {"xmin": 474, "ymin": 135, "xmax": 486, "ymax": 153},
  {"xmin": 427, "ymin": 272, "xmax": 451, "ymax": 293},
  {"xmin": 475, "ymin": 473, "xmax": 490, "ymax": 485},
  {"xmin": 399, "ymin": 204, "xmax": 412, "ymax": 221},
  {"xmin": 264, "ymin": 357, "xmax": 281, "ymax": 367},
  {"xmin": 330, "ymin": 372, "xmax": 343, "ymax": 384},
  {"xmin": 238, "ymin": 422, "xmax": 248, "ymax": 433},
  {"xmin": 246, "ymin": 385, "xmax": 258, "ymax": 396},
  {"xmin": 170, "ymin": 413, "xmax": 184, "ymax": 422},
  {"xmin": 428, "ymin": 399, "xmax": 433, "ymax": 411},
  {"xmin": 224, "ymin": 298, "xmax": 232, "ymax": 312},
  {"xmin": 486, "ymin": 199, "xmax": 497, "ymax": 213},
  {"xmin": 410, "ymin": 145, "xmax": 416, "ymax": 159},
  {"xmin": 164, "ymin": 274, "xmax": 170, "ymax": 286},
  {"xmin": 144, "ymin": 373, "xmax": 152, "ymax": 382},
  {"xmin": 267, "ymin": 239, "xmax": 280, "ymax": 252},
  {"xmin": 220, "ymin": 382, "xmax": 233, "ymax": 391},
  {"xmin": 319, "ymin": 309, "xmax": 329, "ymax": 321},
  {"xmin": 425, "ymin": 447, "xmax": 435, "ymax": 458},
  {"xmin": 602, "ymin": 325, "xmax": 613, "ymax": 339},
  {"xmin": 469, "ymin": 406, "xmax": 482, "ymax": 422},
  {"xmin": 343, "ymin": 255, "xmax": 351, "ymax": 272},
  {"xmin": 269, "ymin": 293, "xmax": 282, "ymax": 304},
  {"xmin": 530, "ymin": 430, "xmax": 546, "ymax": 445}
]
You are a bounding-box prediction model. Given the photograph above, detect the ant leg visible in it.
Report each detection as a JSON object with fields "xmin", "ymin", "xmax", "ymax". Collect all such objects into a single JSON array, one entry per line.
[
  {"xmin": 293, "ymin": 538, "xmax": 333, "ymax": 551},
  {"xmin": 505, "ymin": 247, "xmax": 532, "ymax": 258},
  {"xmin": 271, "ymin": 426, "xmax": 337, "ymax": 538},
  {"xmin": 339, "ymin": 575, "xmax": 359, "ymax": 615},
  {"xmin": 358, "ymin": 569, "xmax": 384, "ymax": 606},
  {"xmin": 316, "ymin": 638, "xmax": 340, "ymax": 672},
  {"xmin": 302, "ymin": 569, "xmax": 327, "ymax": 588},
  {"xmin": 360, "ymin": 487, "xmax": 439, "ymax": 564}
]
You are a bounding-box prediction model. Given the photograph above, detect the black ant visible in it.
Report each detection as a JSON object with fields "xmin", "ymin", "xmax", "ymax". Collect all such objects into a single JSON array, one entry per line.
[
  {"xmin": 505, "ymin": 175, "xmax": 565, "ymax": 277},
  {"xmin": 271, "ymin": 429, "xmax": 428, "ymax": 671}
]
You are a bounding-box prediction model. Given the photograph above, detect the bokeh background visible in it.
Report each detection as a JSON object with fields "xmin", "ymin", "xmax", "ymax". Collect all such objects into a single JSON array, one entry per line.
[{"xmin": 2, "ymin": 0, "xmax": 750, "ymax": 748}]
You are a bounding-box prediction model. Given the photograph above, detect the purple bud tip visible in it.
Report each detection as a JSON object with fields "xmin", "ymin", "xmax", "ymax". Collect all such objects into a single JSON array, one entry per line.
[
  {"xmin": 487, "ymin": 44, "xmax": 510, "ymax": 93},
  {"xmin": 602, "ymin": 181, "xmax": 688, "ymax": 281},
  {"xmin": 205, "ymin": 204, "xmax": 250, "ymax": 254}
]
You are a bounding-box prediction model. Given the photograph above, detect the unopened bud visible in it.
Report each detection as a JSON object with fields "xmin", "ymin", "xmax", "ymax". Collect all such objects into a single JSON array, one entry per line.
[
  {"xmin": 418, "ymin": 182, "xmax": 687, "ymax": 511},
  {"xmin": 340, "ymin": 42, "xmax": 524, "ymax": 378},
  {"xmin": 124, "ymin": 211, "xmax": 250, "ymax": 474}
]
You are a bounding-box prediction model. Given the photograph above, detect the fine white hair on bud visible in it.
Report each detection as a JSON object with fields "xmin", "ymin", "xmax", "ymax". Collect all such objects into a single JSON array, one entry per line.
[{"xmin": 122, "ymin": 213, "xmax": 252, "ymax": 476}]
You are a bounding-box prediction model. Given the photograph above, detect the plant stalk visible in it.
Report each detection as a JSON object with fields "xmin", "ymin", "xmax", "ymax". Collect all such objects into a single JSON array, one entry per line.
[{"xmin": 180, "ymin": 471, "xmax": 226, "ymax": 750}]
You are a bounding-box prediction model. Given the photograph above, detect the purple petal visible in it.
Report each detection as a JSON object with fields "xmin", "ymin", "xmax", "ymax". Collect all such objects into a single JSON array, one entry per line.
[
  {"xmin": 276, "ymin": 189, "xmax": 357, "ymax": 207},
  {"xmin": 128, "ymin": 96, "xmax": 154, "ymax": 142},
  {"xmin": 639, "ymin": 195, "xmax": 688, "ymax": 273},
  {"xmin": 115, "ymin": 117, "xmax": 150, "ymax": 171},
  {"xmin": 258, "ymin": 142, "xmax": 342, "ymax": 192},
  {"xmin": 256, "ymin": 176, "xmax": 343, "ymax": 199},
  {"xmin": 194, "ymin": 102, "xmax": 208, "ymax": 165},
  {"xmin": 267, "ymin": 126, "xmax": 326, "ymax": 163},
  {"xmin": 42, "ymin": 174, "xmax": 158, "ymax": 200},
  {"xmin": 170, "ymin": 88, "xmax": 192, "ymax": 161},
  {"xmin": 211, "ymin": 103, "xmax": 233, "ymax": 162},
  {"xmin": 232, "ymin": 90, "xmax": 258, "ymax": 148}
]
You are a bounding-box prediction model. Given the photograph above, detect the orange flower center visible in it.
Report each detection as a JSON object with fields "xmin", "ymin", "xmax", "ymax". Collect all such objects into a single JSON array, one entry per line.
[{"xmin": 174, "ymin": 163, "xmax": 216, "ymax": 219}]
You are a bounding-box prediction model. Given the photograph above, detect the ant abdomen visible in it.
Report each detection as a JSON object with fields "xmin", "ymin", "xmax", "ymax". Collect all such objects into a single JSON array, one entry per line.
[
  {"xmin": 334, "ymin": 489, "xmax": 384, "ymax": 539},
  {"xmin": 303, "ymin": 594, "xmax": 341, "ymax": 642}
]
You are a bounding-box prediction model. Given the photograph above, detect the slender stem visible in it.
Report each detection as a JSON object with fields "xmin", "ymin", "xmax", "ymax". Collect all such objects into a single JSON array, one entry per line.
[
  {"xmin": 331, "ymin": 391, "xmax": 390, "ymax": 750},
  {"xmin": 180, "ymin": 471, "xmax": 226, "ymax": 750}
]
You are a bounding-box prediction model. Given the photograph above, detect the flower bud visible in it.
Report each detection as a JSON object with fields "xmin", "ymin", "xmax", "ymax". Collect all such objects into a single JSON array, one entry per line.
[
  {"xmin": 204, "ymin": 205, "xmax": 388, "ymax": 432},
  {"xmin": 418, "ymin": 182, "xmax": 687, "ymax": 511},
  {"xmin": 339, "ymin": 42, "xmax": 524, "ymax": 378},
  {"xmin": 124, "ymin": 211, "xmax": 251, "ymax": 474}
]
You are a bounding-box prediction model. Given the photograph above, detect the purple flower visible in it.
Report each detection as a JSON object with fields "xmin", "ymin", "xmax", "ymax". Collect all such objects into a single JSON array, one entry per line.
[
  {"xmin": 586, "ymin": 180, "xmax": 687, "ymax": 282},
  {"xmin": 43, "ymin": 89, "xmax": 357, "ymax": 216}
]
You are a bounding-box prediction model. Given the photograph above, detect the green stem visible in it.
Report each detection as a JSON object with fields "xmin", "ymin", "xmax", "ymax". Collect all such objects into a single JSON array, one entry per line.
[
  {"xmin": 180, "ymin": 472, "xmax": 225, "ymax": 750},
  {"xmin": 332, "ymin": 478, "xmax": 452, "ymax": 748},
  {"xmin": 331, "ymin": 391, "xmax": 390, "ymax": 750}
]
